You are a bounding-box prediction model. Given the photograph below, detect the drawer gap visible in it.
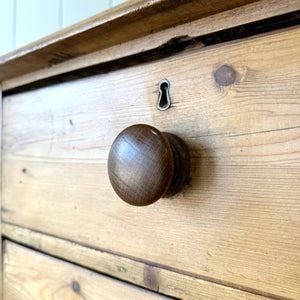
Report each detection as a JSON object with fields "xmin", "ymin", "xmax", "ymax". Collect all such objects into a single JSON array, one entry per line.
[{"xmin": 3, "ymin": 10, "xmax": 300, "ymax": 96}]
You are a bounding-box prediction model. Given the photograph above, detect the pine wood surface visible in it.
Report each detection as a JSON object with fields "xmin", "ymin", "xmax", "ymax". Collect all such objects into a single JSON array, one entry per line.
[
  {"xmin": 3, "ymin": 241, "xmax": 171, "ymax": 300},
  {"xmin": 2, "ymin": 223, "xmax": 272, "ymax": 300},
  {"xmin": 2, "ymin": 27, "xmax": 300, "ymax": 299},
  {"xmin": 2, "ymin": 0, "xmax": 299, "ymax": 92}
]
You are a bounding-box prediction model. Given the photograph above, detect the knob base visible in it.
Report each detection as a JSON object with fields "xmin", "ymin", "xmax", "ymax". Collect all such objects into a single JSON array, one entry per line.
[{"xmin": 163, "ymin": 133, "xmax": 190, "ymax": 198}]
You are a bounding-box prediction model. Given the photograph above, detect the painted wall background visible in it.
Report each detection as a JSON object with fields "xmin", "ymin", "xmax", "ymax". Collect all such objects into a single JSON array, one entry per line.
[{"xmin": 0, "ymin": 0, "xmax": 128, "ymax": 56}]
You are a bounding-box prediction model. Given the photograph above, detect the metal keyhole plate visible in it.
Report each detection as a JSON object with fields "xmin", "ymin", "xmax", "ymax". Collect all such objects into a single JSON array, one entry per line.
[{"xmin": 157, "ymin": 79, "xmax": 171, "ymax": 111}]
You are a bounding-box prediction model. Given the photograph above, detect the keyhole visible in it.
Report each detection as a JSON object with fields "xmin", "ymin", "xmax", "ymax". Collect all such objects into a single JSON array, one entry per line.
[{"xmin": 157, "ymin": 79, "xmax": 171, "ymax": 111}]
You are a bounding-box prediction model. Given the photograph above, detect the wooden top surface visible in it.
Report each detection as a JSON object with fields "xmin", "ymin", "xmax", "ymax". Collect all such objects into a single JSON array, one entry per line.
[{"xmin": 0, "ymin": 0, "xmax": 258, "ymax": 82}]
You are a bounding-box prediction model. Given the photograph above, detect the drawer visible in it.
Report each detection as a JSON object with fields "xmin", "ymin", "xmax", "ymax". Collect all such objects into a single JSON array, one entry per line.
[
  {"xmin": 3, "ymin": 241, "xmax": 170, "ymax": 300},
  {"xmin": 2, "ymin": 26, "xmax": 300, "ymax": 299}
]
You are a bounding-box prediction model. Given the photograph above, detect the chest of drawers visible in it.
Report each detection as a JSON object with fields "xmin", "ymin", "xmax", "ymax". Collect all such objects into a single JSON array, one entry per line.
[{"xmin": 0, "ymin": 0, "xmax": 299, "ymax": 299}]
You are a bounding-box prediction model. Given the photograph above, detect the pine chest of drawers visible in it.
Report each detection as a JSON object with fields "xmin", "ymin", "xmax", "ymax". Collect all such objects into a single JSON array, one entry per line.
[{"xmin": 0, "ymin": 0, "xmax": 299, "ymax": 299}]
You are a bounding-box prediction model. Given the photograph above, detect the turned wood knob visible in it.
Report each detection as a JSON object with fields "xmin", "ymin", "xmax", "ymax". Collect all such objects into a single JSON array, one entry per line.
[{"xmin": 107, "ymin": 124, "xmax": 190, "ymax": 206}]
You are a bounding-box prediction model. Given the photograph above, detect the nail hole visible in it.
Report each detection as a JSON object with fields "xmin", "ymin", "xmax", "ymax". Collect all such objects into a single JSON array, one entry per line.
[{"xmin": 117, "ymin": 266, "xmax": 127, "ymax": 273}]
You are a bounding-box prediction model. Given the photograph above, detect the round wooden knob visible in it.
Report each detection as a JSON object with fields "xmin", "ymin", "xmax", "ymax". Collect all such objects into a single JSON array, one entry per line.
[{"xmin": 108, "ymin": 124, "xmax": 190, "ymax": 206}]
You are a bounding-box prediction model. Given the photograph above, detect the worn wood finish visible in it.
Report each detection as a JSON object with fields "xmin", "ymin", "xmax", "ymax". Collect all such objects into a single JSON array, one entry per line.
[
  {"xmin": 0, "ymin": 0, "xmax": 258, "ymax": 82},
  {"xmin": 1, "ymin": 223, "xmax": 272, "ymax": 300},
  {"xmin": 2, "ymin": 0, "xmax": 300, "ymax": 92},
  {"xmin": 3, "ymin": 241, "xmax": 171, "ymax": 300},
  {"xmin": 108, "ymin": 124, "xmax": 174, "ymax": 206},
  {"xmin": 2, "ymin": 28, "xmax": 300, "ymax": 298},
  {"xmin": 108, "ymin": 124, "xmax": 190, "ymax": 206}
]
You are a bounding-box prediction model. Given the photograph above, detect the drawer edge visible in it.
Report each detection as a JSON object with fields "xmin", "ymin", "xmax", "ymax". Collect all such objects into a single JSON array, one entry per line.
[
  {"xmin": 2, "ymin": 0, "xmax": 300, "ymax": 92},
  {"xmin": 2, "ymin": 222, "xmax": 276, "ymax": 300}
]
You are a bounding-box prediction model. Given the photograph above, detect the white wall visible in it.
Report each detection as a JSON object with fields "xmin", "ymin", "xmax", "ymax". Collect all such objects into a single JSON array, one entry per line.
[{"xmin": 0, "ymin": 0, "xmax": 128, "ymax": 56}]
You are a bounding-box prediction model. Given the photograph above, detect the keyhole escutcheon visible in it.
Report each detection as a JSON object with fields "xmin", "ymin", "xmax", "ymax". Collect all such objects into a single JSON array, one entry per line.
[{"xmin": 157, "ymin": 79, "xmax": 171, "ymax": 111}]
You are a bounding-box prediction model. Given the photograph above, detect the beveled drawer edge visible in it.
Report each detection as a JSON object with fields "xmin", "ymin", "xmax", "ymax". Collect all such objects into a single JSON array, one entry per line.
[
  {"xmin": 2, "ymin": 0, "xmax": 300, "ymax": 92},
  {"xmin": 2, "ymin": 222, "xmax": 276, "ymax": 300},
  {"xmin": 0, "ymin": 0, "xmax": 260, "ymax": 83},
  {"xmin": 3, "ymin": 240, "xmax": 172, "ymax": 300}
]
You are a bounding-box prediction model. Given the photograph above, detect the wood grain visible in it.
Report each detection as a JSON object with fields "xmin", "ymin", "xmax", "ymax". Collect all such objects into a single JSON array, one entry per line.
[
  {"xmin": 108, "ymin": 124, "xmax": 175, "ymax": 206},
  {"xmin": 2, "ymin": 223, "xmax": 272, "ymax": 300},
  {"xmin": 0, "ymin": 0, "xmax": 258, "ymax": 82},
  {"xmin": 2, "ymin": 0, "xmax": 300, "ymax": 92},
  {"xmin": 3, "ymin": 241, "xmax": 171, "ymax": 300},
  {"xmin": 2, "ymin": 28, "xmax": 300, "ymax": 299},
  {"xmin": 108, "ymin": 124, "xmax": 190, "ymax": 206}
]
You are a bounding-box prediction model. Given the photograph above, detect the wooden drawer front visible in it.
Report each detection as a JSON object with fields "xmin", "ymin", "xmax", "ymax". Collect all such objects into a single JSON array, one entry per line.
[
  {"xmin": 3, "ymin": 241, "xmax": 170, "ymax": 300},
  {"xmin": 2, "ymin": 27, "xmax": 300, "ymax": 298}
]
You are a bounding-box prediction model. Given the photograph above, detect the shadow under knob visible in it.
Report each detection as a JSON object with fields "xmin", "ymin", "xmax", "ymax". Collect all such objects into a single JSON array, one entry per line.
[{"xmin": 107, "ymin": 124, "xmax": 190, "ymax": 206}]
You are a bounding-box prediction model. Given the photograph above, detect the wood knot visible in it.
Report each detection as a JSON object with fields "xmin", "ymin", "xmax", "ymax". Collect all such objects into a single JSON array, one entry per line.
[
  {"xmin": 143, "ymin": 265, "xmax": 159, "ymax": 291},
  {"xmin": 214, "ymin": 65, "xmax": 236, "ymax": 86},
  {"xmin": 72, "ymin": 280, "xmax": 80, "ymax": 293}
]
